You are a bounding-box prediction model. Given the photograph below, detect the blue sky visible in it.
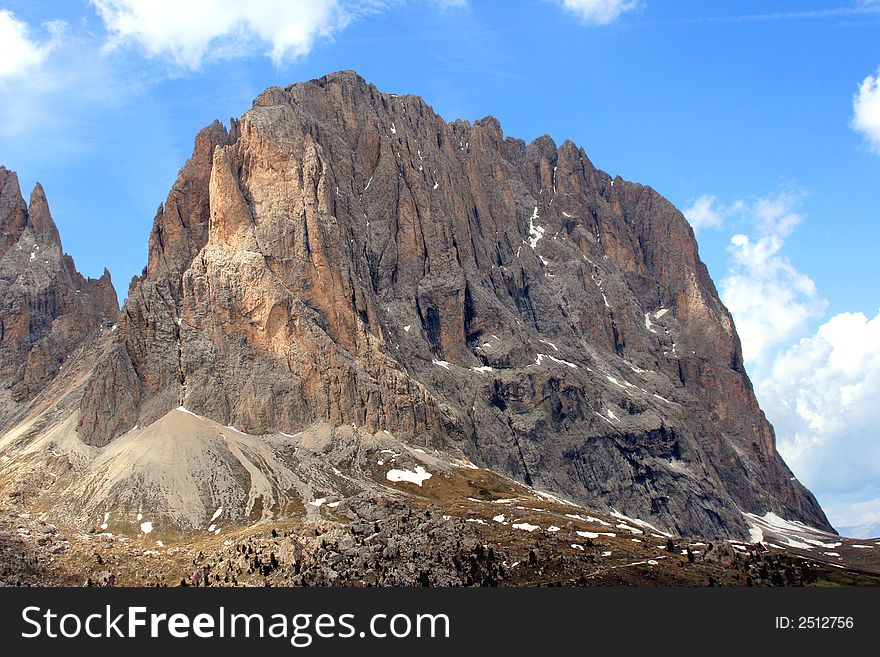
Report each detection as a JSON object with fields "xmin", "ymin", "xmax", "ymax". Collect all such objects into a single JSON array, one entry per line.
[{"xmin": 1, "ymin": 0, "xmax": 878, "ymax": 533}]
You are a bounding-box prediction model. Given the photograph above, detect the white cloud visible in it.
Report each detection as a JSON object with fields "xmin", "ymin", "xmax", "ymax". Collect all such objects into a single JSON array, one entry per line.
[
  {"xmin": 682, "ymin": 193, "xmax": 745, "ymax": 232},
  {"xmin": 684, "ymin": 194, "xmax": 724, "ymax": 231},
  {"xmin": 852, "ymin": 68, "xmax": 880, "ymax": 153},
  {"xmin": 91, "ymin": 0, "xmax": 351, "ymax": 68},
  {"xmin": 719, "ymin": 190, "xmax": 825, "ymax": 365},
  {"xmin": 556, "ymin": 0, "xmax": 640, "ymax": 25},
  {"xmin": 0, "ymin": 9, "xmax": 63, "ymax": 79},
  {"xmin": 705, "ymin": 186, "xmax": 880, "ymax": 530},
  {"xmin": 758, "ymin": 310, "xmax": 880, "ymax": 529}
]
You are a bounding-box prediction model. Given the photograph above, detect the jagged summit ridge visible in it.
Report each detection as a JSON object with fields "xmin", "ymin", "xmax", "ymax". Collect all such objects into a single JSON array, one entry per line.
[{"xmin": 8, "ymin": 72, "xmax": 830, "ymax": 540}]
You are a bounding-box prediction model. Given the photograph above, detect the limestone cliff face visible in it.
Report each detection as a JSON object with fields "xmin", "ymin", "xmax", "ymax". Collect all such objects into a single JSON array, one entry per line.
[
  {"xmin": 76, "ymin": 71, "xmax": 830, "ymax": 538},
  {"xmin": 0, "ymin": 168, "xmax": 118, "ymax": 409}
]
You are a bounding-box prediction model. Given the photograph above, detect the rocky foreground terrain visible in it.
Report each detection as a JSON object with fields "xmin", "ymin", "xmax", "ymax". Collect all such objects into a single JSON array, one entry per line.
[
  {"xmin": 1, "ymin": 439, "xmax": 877, "ymax": 587},
  {"xmin": 1, "ymin": 71, "xmax": 870, "ymax": 586}
]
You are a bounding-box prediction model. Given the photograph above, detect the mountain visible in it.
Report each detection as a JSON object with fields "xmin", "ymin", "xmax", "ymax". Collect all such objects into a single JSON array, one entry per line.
[
  {"xmin": 53, "ymin": 72, "xmax": 830, "ymax": 536},
  {"xmin": 14, "ymin": 69, "xmax": 824, "ymax": 541},
  {"xmin": 0, "ymin": 167, "xmax": 117, "ymax": 419}
]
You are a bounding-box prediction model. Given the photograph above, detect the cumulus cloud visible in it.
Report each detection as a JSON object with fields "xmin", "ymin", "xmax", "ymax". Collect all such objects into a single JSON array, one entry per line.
[
  {"xmin": 91, "ymin": 0, "xmax": 351, "ymax": 68},
  {"xmin": 555, "ymin": 0, "xmax": 640, "ymax": 25},
  {"xmin": 706, "ymin": 185, "xmax": 880, "ymax": 531},
  {"xmin": 852, "ymin": 68, "xmax": 880, "ymax": 153},
  {"xmin": 758, "ymin": 310, "xmax": 880, "ymax": 530},
  {"xmin": 0, "ymin": 9, "xmax": 64, "ymax": 79},
  {"xmin": 719, "ymin": 190, "xmax": 825, "ymax": 365}
]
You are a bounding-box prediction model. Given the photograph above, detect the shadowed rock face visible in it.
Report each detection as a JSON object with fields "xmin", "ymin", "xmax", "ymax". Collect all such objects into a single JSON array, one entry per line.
[
  {"xmin": 75, "ymin": 71, "xmax": 830, "ymax": 539},
  {"xmin": 0, "ymin": 168, "xmax": 118, "ymax": 407}
]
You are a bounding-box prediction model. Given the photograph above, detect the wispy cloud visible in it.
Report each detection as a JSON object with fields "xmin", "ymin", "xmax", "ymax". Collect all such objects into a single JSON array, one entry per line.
[
  {"xmin": 0, "ymin": 9, "xmax": 65, "ymax": 79},
  {"xmin": 0, "ymin": 11, "xmax": 152, "ymax": 151},
  {"xmin": 554, "ymin": 0, "xmax": 640, "ymax": 25},
  {"xmin": 664, "ymin": 2, "xmax": 880, "ymax": 25}
]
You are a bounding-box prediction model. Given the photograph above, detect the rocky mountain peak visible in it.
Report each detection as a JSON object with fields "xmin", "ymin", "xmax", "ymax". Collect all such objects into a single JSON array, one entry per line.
[
  {"xmin": 65, "ymin": 71, "xmax": 831, "ymax": 540},
  {"xmin": 26, "ymin": 182, "xmax": 62, "ymax": 248},
  {"xmin": 0, "ymin": 166, "xmax": 28, "ymax": 258},
  {"xmin": 0, "ymin": 168, "xmax": 118, "ymax": 407}
]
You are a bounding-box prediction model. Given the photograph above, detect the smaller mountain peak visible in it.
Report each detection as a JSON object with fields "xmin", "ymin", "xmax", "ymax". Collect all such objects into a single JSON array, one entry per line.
[
  {"xmin": 92, "ymin": 266, "xmax": 120, "ymax": 314},
  {"xmin": 28, "ymin": 182, "xmax": 62, "ymax": 247},
  {"xmin": 0, "ymin": 167, "xmax": 28, "ymax": 257},
  {"xmin": 0, "ymin": 166, "xmax": 23, "ymax": 205},
  {"xmin": 29, "ymin": 181, "xmax": 47, "ymax": 204}
]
